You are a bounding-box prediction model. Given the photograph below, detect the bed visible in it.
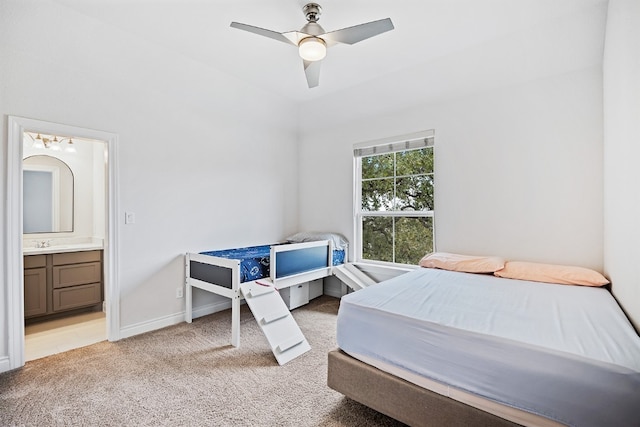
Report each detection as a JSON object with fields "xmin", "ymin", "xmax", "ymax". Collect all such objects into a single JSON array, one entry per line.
[
  {"xmin": 186, "ymin": 234, "xmax": 347, "ymax": 347},
  {"xmin": 328, "ymin": 267, "xmax": 640, "ymax": 427}
]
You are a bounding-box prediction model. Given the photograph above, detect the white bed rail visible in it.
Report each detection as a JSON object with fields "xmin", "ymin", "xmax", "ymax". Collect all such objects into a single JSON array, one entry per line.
[
  {"xmin": 270, "ymin": 240, "xmax": 334, "ymax": 289},
  {"xmin": 185, "ymin": 239, "xmax": 338, "ymax": 349}
]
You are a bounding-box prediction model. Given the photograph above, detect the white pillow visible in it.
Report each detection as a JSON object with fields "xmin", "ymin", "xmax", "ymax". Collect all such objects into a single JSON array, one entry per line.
[{"xmin": 286, "ymin": 232, "xmax": 348, "ymax": 251}]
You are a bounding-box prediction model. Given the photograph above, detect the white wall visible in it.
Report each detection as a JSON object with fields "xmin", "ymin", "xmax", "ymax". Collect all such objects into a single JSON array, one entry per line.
[
  {"xmin": 0, "ymin": 0, "xmax": 623, "ymax": 369},
  {"xmin": 297, "ymin": 2, "xmax": 607, "ymax": 133},
  {"xmin": 298, "ymin": 67, "xmax": 604, "ymax": 270},
  {"xmin": 0, "ymin": 0, "xmax": 298, "ymax": 363},
  {"xmin": 603, "ymin": 0, "xmax": 640, "ymax": 330}
]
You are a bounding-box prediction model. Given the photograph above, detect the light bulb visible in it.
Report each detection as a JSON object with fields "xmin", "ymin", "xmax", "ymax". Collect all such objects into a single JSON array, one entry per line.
[
  {"xmin": 65, "ymin": 139, "xmax": 77, "ymax": 153},
  {"xmin": 32, "ymin": 138, "xmax": 44, "ymax": 149},
  {"xmin": 49, "ymin": 136, "xmax": 62, "ymax": 151},
  {"xmin": 298, "ymin": 37, "xmax": 326, "ymax": 62}
]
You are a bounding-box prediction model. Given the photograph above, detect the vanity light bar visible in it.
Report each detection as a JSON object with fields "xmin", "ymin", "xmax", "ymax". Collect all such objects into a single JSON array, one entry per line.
[{"xmin": 25, "ymin": 132, "xmax": 77, "ymax": 153}]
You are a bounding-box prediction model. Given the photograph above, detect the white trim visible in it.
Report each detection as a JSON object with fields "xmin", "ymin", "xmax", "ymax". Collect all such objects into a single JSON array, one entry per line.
[
  {"xmin": 353, "ymin": 129, "xmax": 435, "ymax": 151},
  {"xmin": 359, "ymin": 211, "xmax": 435, "ymax": 218},
  {"xmin": 7, "ymin": 118, "xmax": 26, "ymax": 370},
  {"xmin": 353, "ymin": 155, "xmax": 363, "ymax": 262},
  {"xmin": 0, "ymin": 356, "xmax": 11, "ymax": 373},
  {"xmin": 119, "ymin": 313, "xmax": 186, "ymax": 340},
  {"xmin": 120, "ymin": 301, "xmax": 232, "ymax": 340},
  {"xmin": 105, "ymin": 131, "xmax": 121, "ymax": 342},
  {"xmin": 191, "ymin": 300, "xmax": 233, "ymax": 320},
  {"xmin": 4, "ymin": 116, "xmax": 120, "ymax": 373},
  {"xmin": 353, "ymin": 137, "xmax": 434, "ymax": 157}
]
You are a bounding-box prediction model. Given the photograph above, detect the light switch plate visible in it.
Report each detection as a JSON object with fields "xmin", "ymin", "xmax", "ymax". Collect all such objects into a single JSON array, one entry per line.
[{"xmin": 125, "ymin": 211, "xmax": 136, "ymax": 224}]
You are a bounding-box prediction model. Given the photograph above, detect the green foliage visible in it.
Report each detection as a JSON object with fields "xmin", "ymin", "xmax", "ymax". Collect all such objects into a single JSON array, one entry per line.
[
  {"xmin": 360, "ymin": 147, "xmax": 435, "ymax": 264},
  {"xmin": 362, "ymin": 216, "xmax": 393, "ymax": 262},
  {"xmin": 361, "ymin": 148, "xmax": 434, "ymax": 212},
  {"xmin": 396, "ymin": 175, "xmax": 434, "ymax": 211},
  {"xmin": 362, "ymin": 153, "xmax": 394, "ymax": 179},
  {"xmin": 396, "ymin": 147, "xmax": 434, "ymax": 176},
  {"xmin": 362, "ymin": 216, "xmax": 433, "ymax": 265},
  {"xmin": 395, "ymin": 217, "xmax": 433, "ymax": 264}
]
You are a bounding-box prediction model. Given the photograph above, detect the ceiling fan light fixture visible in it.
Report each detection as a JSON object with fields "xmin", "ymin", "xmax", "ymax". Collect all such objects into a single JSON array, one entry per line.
[
  {"xmin": 298, "ymin": 36, "xmax": 326, "ymax": 61},
  {"xmin": 230, "ymin": 3, "xmax": 394, "ymax": 87}
]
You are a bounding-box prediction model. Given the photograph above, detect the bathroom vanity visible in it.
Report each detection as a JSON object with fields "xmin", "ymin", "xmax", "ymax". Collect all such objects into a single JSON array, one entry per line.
[
  {"xmin": 21, "ymin": 151, "xmax": 106, "ymax": 322},
  {"xmin": 24, "ymin": 247, "xmax": 103, "ymax": 322}
]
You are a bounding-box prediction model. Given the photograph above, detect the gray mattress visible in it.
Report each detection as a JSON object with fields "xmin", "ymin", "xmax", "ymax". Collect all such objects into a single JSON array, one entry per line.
[{"xmin": 336, "ymin": 268, "xmax": 640, "ymax": 427}]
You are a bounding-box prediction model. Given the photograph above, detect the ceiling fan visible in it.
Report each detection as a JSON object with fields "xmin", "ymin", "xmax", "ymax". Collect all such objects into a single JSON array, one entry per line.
[{"xmin": 230, "ymin": 3, "xmax": 394, "ymax": 88}]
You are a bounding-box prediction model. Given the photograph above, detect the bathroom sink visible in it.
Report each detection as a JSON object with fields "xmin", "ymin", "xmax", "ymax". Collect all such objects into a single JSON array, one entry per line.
[{"xmin": 23, "ymin": 243, "xmax": 103, "ymax": 255}]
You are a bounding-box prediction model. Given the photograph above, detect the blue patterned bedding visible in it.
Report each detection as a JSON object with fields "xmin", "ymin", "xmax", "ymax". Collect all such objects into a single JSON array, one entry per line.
[
  {"xmin": 332, "ymin": 249, "xmax": 345, "ymax": 266},
  {"xmin": 201, "ymin": 243, "xmax": 345, "ymax": 283}
]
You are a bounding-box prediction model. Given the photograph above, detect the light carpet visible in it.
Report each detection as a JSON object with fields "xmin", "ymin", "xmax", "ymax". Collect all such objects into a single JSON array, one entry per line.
[{"xmin": 0, "ymin": 296, "xmax": 405, "ymax": 426}]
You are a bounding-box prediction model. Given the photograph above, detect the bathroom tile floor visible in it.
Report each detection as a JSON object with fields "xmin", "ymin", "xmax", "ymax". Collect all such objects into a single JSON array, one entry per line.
[{"xmin": 25, "ymin": 311, "xmax": 106, "ymax": 362}]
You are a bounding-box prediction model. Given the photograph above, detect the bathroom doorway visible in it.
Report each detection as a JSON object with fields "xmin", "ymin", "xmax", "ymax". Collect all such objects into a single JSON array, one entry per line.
[
  {"xmin": 5, "ymin": 116, "xmax": 120, "ymax": 371},
  {"xmin": 22, "ymin": 133, "xmax": 107, "ymax": 360}
]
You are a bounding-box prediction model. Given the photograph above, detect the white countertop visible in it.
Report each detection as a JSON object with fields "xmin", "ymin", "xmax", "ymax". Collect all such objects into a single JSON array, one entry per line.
[{"xmin": 23, "ymin": 243, "xmax": 104, "ymax": 255}]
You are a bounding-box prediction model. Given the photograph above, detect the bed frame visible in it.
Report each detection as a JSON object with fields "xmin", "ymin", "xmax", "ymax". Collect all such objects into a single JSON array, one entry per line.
[
  {"xmin": 327, "ymin": 349, "xmax": 520, "ymax": 427},
  {"xmin": 185, "ymin": 240, "xmax": 336, "ymax": 347}
]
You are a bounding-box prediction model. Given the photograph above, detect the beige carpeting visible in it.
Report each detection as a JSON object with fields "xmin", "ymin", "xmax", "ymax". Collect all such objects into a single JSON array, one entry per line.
[{"xmin": 0, "ymin": 296, "xmax": 405, "ymax": 427}]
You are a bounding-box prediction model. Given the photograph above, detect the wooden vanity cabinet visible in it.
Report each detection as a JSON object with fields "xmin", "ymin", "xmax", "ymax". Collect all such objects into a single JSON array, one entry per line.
[
  {"xmin": 24, "ymin": 250, "xmax": 103, "ymax": 320},
  {"xmin": 23, "ymin": 255, "xmax": 47, "ymax": 317}
]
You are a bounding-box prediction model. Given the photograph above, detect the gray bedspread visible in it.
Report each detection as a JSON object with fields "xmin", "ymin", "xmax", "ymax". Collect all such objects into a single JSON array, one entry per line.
[{"xmin": 336, "ymin": 268, "xmax": 640, "ymax": 427}]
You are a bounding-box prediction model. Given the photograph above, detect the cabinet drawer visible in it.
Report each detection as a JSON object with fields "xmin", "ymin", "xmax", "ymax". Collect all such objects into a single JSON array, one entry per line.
[
  {"xmin": 53, "ymin": 250, "xmax": 101, "ymax": 266},
  {"xmin": 24, "ymin": 255, "xmax": 46, "ymax": 268},
  {"xmin": 53, "ymin": 282, "xmax": 102, "ymax": 312},
  {"xmin": 279, "ymin": 282, "xmax": 309, "ymax": 310},
  {"xmin": 24, "ymin": 267, "xmax": 47, "ymax": 317},
  {"xmin": 53, "ymin": 262, "xmax": 102, "ymax": 288}
]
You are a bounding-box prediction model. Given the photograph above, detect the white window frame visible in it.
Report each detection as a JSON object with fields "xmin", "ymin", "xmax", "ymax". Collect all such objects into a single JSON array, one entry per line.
[{"xmin": 353, "ymin": 130, "xmax": 435, "ymax": 266}]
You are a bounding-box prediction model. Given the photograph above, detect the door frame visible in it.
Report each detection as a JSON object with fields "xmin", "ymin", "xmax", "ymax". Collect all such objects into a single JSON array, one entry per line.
[{"xmin": 6, "ymin": 116, "xmax": 120, "ymax": 370}]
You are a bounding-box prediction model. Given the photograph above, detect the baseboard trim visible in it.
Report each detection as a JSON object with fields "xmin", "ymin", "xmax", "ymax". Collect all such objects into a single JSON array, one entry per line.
[
  {"xmin": 192, "ymin": 300, "xmax": 232, "ymax": 320},
  {"xmin": 0, "ymin": 356, "xmax": 12, "ymax": 374},
  {"xmin": 119, "ymin": 312, "xmax": 185, "ymax": 340},
  {"xmin": 117, "ymin": 289, "xmax": 337, "ymax": 341},
  {"xmin": 118, "ymin": 300, "xmax": 233, "ymax": 340}
]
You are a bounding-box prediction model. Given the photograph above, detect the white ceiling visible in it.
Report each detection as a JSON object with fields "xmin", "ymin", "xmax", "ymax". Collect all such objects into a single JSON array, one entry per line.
[{"xmin": 51, "ymin": 0, "xmax": 608, "ymax": 107}]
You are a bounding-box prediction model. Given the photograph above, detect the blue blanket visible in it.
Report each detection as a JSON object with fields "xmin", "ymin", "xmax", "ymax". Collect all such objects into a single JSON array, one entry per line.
[
  {"xmin": 201, "ymin": 244, "xmax": 272, "ymax": 282},
  {"xmin": 201, "ymin": 244, "xmax": 345, "ymax": 283}
]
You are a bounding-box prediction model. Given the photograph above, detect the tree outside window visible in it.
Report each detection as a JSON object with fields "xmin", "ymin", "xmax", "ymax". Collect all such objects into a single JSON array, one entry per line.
[{"xmin": 357, "ymin": 144, "xmax": 434, "ymax": 265}]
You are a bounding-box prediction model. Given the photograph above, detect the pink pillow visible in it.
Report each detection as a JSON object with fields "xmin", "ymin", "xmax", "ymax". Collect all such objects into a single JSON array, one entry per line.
[
  {"xmin": 494, "ymin": 261, "xmax": 609, "ymax": 287},
  {"xmin": 419, "ymin": 252, "xmax": 505, "ymax": 273}
]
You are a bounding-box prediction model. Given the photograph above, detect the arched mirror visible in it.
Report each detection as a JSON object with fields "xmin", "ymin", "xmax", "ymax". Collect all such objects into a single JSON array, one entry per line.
[{"xmin": 23, "ymin": 155, "xmax": 74, "ymax": 233}]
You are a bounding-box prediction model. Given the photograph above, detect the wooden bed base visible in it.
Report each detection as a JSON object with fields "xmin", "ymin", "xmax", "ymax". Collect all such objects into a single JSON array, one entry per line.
[{"xmin": 327, "ymin": 349, "xmax": 520, "ymax": 427}]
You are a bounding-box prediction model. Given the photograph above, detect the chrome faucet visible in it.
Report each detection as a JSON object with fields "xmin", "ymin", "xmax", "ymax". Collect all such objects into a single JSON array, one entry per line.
[{"xmin": 36, "ymin": 240, "xmax": 51, "ymax": 248}]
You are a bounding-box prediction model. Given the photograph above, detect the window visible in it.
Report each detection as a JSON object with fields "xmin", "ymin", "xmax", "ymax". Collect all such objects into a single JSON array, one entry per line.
[{"xmin": 354, "ymin": 132, "xmax": 434, "ymax": 265}]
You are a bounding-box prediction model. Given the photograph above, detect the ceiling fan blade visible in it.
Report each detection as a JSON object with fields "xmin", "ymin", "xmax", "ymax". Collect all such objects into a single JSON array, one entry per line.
[
  {"xmin": 323, "ymin": 18, "xmax": 394, "ymax": 45},
  {"xmin": 303, "ymin": 60, "xmax": 321, "ymax": 88},
  {"xmin": 230, "ymin": 22, "xmax": 296, "ymax": 46}
]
